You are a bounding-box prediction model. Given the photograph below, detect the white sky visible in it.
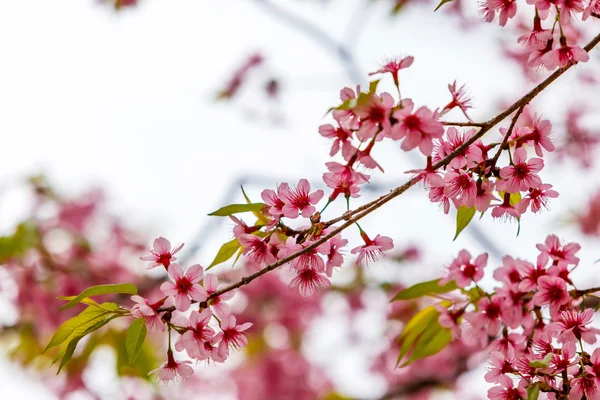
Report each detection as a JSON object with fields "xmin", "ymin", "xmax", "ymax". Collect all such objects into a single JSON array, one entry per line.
[{"xmin": 1, "ymin": 0, "xmax": 600, "ymax": 398}]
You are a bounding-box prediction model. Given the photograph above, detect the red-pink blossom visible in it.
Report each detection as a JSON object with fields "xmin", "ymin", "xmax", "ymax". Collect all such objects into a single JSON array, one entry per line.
[
  {"xmin": 436, "ymin": 127, "xmax": 483, "ymax": 169},
  {"xmin": 531, "ymin": 275, "xmax": 570, "ymax": 317},
  {"xmin": 323, "ymin": 162, "xmax": 370, "ymax": 200},
  {"xmin": 546, "ymin": 308, "xmax": 599, "ymax": 345},
  {"xmin": 368, "ymin": 56, "xmax": 414, "ymax": 88},
  {"xmin": 261, "ymin": 183, "xmax": 289, "ymax": 218},
  {"xmin": 389, "ymin": 99, "xmax": 444, "ymax": 155},
  {"xmin": 280, "ymin": 179, "xmax": 324, "ymax": 219},
  {"xmin": 536, "ymin": 234, "xmax": 581, "ymax": 265},
  {"xmin": 350, "ymin": 232, "xmax": 394, "ymax": 265},
  {"xmin": 316, "ymin": 234, "xmax": 348, "ymax": 277},
  {"xmin": 464, "ymin": 296, "xmax": 503, "ymax": 336},
  {"xmin": 518, "ymin": 253, "xmax": 549, "ymax": 291},
  {"xmin": 203, "ymin": 273, "xmax": 235, "ymax": 319},
  {"xmin": 487, "ymin": 378, "xmax": 527, "ymax": 400},
  {"xmin": 149, "ymin": 351, "xmax": 194, "ymax": 383},
  {"xmin": 289, "ymin": 267, "xmax": 331, "ymax": 297},
  {"xmin": 213, "ymin": 314, "xmax": 253, "ymax": 360},
  {"xmin": 441, "ymin": 249, "xmax": 488, "ymax": 288},
  {"xmin": 440, "ymin": 81, "xmax": 473, "ymax": 120},
  {"xmin": 443, "ymin": 170, "xmax": 477, "ymax": 206},
  {"xmin": 571, "ymin": 372, "xmax": 600, "ymax": 400},
  {"xmin": 130, "ymin": 295, "xmax": 166, "ymax": 332},
  {"xmin": 354, "ymin": 92, "xmax": 395, "ymax": 141},
  {"xmin": 160, "ymin": 263, "xmax": 208, "ymax": 312},
  {"xmin": 541, "ymin": 43, "xmax": 590, "ymax": 69},
  {"xmin": 497, "ymin": 147, "xmax": 544, "ymax": 193},
  {"xmin": 521, "ymin": 183, "xmax": 559, "ymax": 214},
  {"xmin": 319, "ymin": 122, "xmax": 354, "ymax": 157},
  {"xmin": 140, "ymin": 237, "xmax": 184, "ymax": 270},
  {"xmin": 174, "ymin": 309, "xmax": 216, "ymax": 361},
  {"xmin": 238, "ymin": 234, "xmax": 278, "ymax": 266}
]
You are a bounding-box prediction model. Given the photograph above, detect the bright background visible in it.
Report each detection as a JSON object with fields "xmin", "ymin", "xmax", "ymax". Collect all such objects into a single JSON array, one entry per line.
[{"xmin": 1, "ymin": 0, "xmax": 600, "ymax": 398}]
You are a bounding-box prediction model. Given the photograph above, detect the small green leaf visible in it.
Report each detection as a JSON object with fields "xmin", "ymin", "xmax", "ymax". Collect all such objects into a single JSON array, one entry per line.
[
  {"xmin": 60, "ymin": 284, "xmax": 137, "ymax": 310},
  {"xmin": 207, "ymin": 238, "xmax": 241, "ymax": 270},
  {"xmin": 529, "ymin": 352, "xmax": 553, "ymax": 368},
  {"xmin": 391, "ymin": 279, "xmax": 457, "ymax": 301},
  {"xmin": 126, "ymin": 318, "xmax": 147, "ymax": 365},
  {"xmin": 45, "ymin": 305, "xmax": 117, "ymax": 351},
  {"xmin": 208, "ymin": 203, "xmax": 265, "ymax": 217},
  {"xmin": 368, "ymin": 79, "xmax": 380, "ymax": 94},
  {"xmin": 517, "ymin": 217, "xmax": 521, "ymax": 236},
  {"xmin": 403, "ymin": 324, "xmax": 452, "ymax": 366},
  {"xmin": 527, "ymin": 383, "xmax": 540, "ymax": 400},
  {"xmin": 454, "ymin": 206, "xmax": 476, "ymax": 240},
  {"xmin": 397, "ymin": 301, "xmax": 452, "ymax": 365},
  {"xmin": 463, "ymin": 286, "xmax": 486, "ymax": 303},
  {"xmin": 434, "ymin": 0, "xmax": 454, "ymax": 11}
]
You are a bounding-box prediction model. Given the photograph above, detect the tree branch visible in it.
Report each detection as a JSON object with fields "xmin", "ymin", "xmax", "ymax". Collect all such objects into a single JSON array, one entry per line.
[{"xmin": 203, "ymin": 30, "xmax": 600, "ymax": 303}]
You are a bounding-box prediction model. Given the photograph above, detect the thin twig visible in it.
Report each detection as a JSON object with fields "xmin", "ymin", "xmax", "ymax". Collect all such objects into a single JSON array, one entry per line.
[
  {"xmin": 489, "ymin": 105, "xmax": 527, "ymax": 168},
  {"xmin": 203, "ymin": 31, "xmax": 600, "ymax": 302},
  {"xmin": 442, "ymin": 121, "xmax": 486, "ymax": 127}
]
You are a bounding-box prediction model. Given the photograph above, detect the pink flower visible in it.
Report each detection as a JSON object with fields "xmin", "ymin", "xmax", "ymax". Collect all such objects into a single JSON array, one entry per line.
[
  {"xmin": 368, "ymin": 56, "xmax": 414, "ymax": 88},
  {"xmin": 487, "ymin": 379, "xmax": 527, "ymax": 400},
  {"xmin": 493, "ymin": 256, "xmax": 523, "ymax": 287},
  {"xmin": 527, "ymin": 117, "xmax": 555, "ymax": 156},
  {"xmin": 571, "ymin": 372, "xmax": 600, "ymax": 400},
  {"xmin": 354, "ymin": 93, "xmax": 395, "ymax": 140},
  {"xmin": 484, "ymin": 350, "xmax": 515, "ymax": 385},
  {"xmin": 518, "ymin": 28, "xmax": 553, "ymax": 51},
  {"xmin": 174, "ymin": 309, "xmax": 216, "ymax": 361},
  {"xmin": 389, "ymin": 99, "xmax": 444, "ymax": 155},
  {"xmin": 436, "ymin": 127, "xmax": 483, "ymax": 169},
  {"xmin": 130, "ymin": 295, "xmax": 166, "ymax": 332},
  {"xmin": 546, "ymin": 308, "xmax": 599, "ymax": 345},
  {"xmin": 429, "ymin": 186, "xmax": 452, "ymax": 214},
  {"xmin": 323, "ymin": 162, "xmax": 370, "ymax": 200},
  {"xmin": 160, "ymin": 263, "xmax": 208, "ymax": 312},
  {"xmin": 440, "ymin": 81, "xmax": 473, "ymax": 120},
  {"xmin": 140, "ymin": 237, "xmax": 184, "ymax": 270},
  {"xmin": 350, "ymin": 233, "xmax": 394, "ymax": 265},
  {"xmin": 280, "ymin": 179, "xmax": 324, "ymax": 219},
  {"xmin": 149, "ymin": 351, "xmax": 194, "ymax": 383},
  {"xmin": 518, "ymin": 254, "xmax": 549, "ymax": 291},
  {"xmin": 289, "ymin": 267, "xmax": 331, "ymax": 297},
  {"xmin": 278, "ymin": 238, "xmax": 326, "ymax": 272},
  {"xmin": 238, "ymin": 234, "xmax": 278, "ymax": 266},
  {"xmin": 213, "ymin": 314, "xmax": 253, "ymax": 360},
  {"xmin": 531, "ymin": 276, "xmax": 570, "ymax": 317},
  {"xmin": 464, "ymin": 296, "xmax": 503, "ymax": 336},
  {"xmin": 319, "ymin": 122, "xmax": 354, "ymax": 157},
  {"xmin": 441, "ymin": 250, "xmax": 488, "ymax": 288},
  {"xmin": 203, "ymin": 273, "xmax": 235, "ymax": 319},
  {"xmin": 491, "ymin": 192, "xmax": 523, "ymax": 221},
  {"xmin": 443, "ymin": 170, "xmax": 477, "ymax": 206},
  {"xmin": 541, "ymin": 44, "xmax": 590, "ymax": 69},
  {"xmin": 261, "ymin": 183, "xmax": 289, "ymax": 218},
  {"xmin": 557, "ymin": 0, "xmax": 585, "ymax": 25},
  {"xmin": 521, "ymin": 183, "xmax": 559, "ymax": 214},
  {"xmin": 316, "ymin": 234, "xmax": 348, "ymax": 277},
  {"xmin": 583, "ymin": 0, "xmax": 600, "ymax": 20},
  {"xmin": 497, "ymin": 147, "xmax": 544, "ymax": 193},
  {"xmin": 437, "ymin": 304, "xmax": 464, "ymax": 339},
  {"xmin": 480, "ymin": 0, "xmax": 517, "ymax": 26},
  {"xmin": 536, "ymin": 234, "xmax": 581, "ymax": 265}
]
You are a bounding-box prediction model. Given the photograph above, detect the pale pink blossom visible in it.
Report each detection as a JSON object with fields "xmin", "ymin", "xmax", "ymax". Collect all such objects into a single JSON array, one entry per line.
[
  {"xmin": 238, "ymin": 234, "xmax": 277, "ymax": 266},
  {"xmin": 149, "ymin": 351, "xmax": 194, "ymax": 383},
  {"xmin": 140, "ymin": 237, "xmax": 184, "ymax": 270},
  {"xmin": 316, "ymin": 234, "xmax": 348, "ymax": 277},
  {"xmin": 203, "ymin": 273, "xmax": 235, "ymax": 319},
  {"xmin": 536, "ymin": 234, "xmax": 581, "ymax": 265},
  {"xmin": 441, "ymin": 250, "xmax": 488, "ymax": 288},
  {"xmin": 531, "ymin": 276, "xmax": 570, "ymax": 317},
  {"xmin": 280, "ymin": 179, "xmax": 324, "ymax": 219},
  {"xmin": 130, "ymin": 295, "xmax": 166, "ymax": 332},
  {"xmin": 213, "ymin": 314, "xmax": 253, "ymax": 360},
  {"xmin": 571, "ymin": 372, "xmax": 600, "ymax": 400},
  {"xmin": 350, "ymin": 233, "xmax": 394, "ymax": 265},
  {"xmin": 497, "ymin": 147, "xmax": 544, "ymax": 193},
  {"xmin": 541, "ymin": 44, "xmax": 590, "ymax": 69},
  {"xmin": 464, "ymin": 296, "xmax": 503, "ymax": 336},
  {"xmin": 261, "ymin": 183, "xmax": 289, "ymax": 218},
  {"xmin": 289, "ymin": 267, "xmax": 331, "ymax": 297},
  {"xmin": 368, "ymin": 56, "xmax": 414, "ymax": 88},
  {"xmin": 354, "ymin": 92, "xmax": 395, "ymax": 140},
  {"xmin": 546, "ymin": 308, "xmax": 599, "ymax": 345},
  {"xmin": 443, "ymin": 170, "xmax": 477, "ymax": 206},
  {"xmin": 160, "ymin": 263, "xmax": 208, "ymax": 312},
  {"xmin": 389, "ymin": 99, "xmax": 444, "ymax": 155},
  {"xmin": 174, "ymin": 309, "xmax": 216, "ymax": 361}
]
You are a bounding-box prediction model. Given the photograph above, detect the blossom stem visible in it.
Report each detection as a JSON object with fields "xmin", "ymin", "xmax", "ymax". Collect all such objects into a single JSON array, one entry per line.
[
  {"xmin": 442, "ymin": 121, "xmax": 486, "ymax": 127},
  {"xmin": 489, "ymin": 105, "xmax": 526, "ymax": 169}
]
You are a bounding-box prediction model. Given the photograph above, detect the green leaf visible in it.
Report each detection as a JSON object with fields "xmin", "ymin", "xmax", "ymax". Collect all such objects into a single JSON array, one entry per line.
[
  {"xmin": 403, "ymin": 323, "xmax": 452, "ymax": 366},
  {"xmin": 45, "ymin": 304, "xmax": 118, "ymax": 351},
  {"xmin": 208, "ymin": 203, "xmax": 265, "ymax": 217},
  {"xmin": 391, "ymin": 279, "xmax": 457, "ymax": 301},
  {"xmin": 517, "ymin": 217, "xmax": 521, "ymax": 236},
  {"xmin": 527, "ymin": 384, "xmax": 540, "ymax": 400},
  {"xmin": 126, "ymin": 318, "xmax": 147, "ymax": 365},
  {"xmin": 60, "ymin": 284, "xmax": 137, "ymax": 310},
  {"xmin": 434, "ymin": 0, "xmax": 454, "ymax": 11},
  {"xmin": 529, "ymin": 352, "xmax": 553, "ymax": 368},
  {"xmin": 0, "ymin": 222, "xmax": 39, "ymax": 263},
  {"xmin": 463, "ymin": 286, "xmax": 486, "ymax": 303},
  {"xmin": 207, "ymin": 238, "xmax": 241, "ymax": 270},
  {"xmin": 368, "ymin": 79, "xmax": 380, "ymax": 94},
  {"xmin": 454, "ymin": 206, "xmax": 476, "ymax": 240},
  {"xmin": 397, "ymin": 301, "xmax": 452, "ymax": 366}
]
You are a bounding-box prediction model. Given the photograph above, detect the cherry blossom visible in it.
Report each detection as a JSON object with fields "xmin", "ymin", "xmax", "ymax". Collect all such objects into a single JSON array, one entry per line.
[
  {"xmin": 160, "ymin": 263, "xmax": 208, "ymax": 312},
  {"xmin": 140, "ymin": 237, "xmax": 184, "ymax": 270}
]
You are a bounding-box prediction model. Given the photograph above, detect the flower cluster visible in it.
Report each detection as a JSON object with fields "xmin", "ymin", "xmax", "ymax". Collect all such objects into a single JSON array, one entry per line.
[
  {"xmin": 136, "ymin": 238, "xmax": 252, "ymax": 383},
  {"xmin": 436, "ymin": 235, "xmax": 600, "ymax": 399}
]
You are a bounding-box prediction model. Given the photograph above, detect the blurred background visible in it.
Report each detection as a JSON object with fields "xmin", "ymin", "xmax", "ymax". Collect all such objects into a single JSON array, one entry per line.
[{"xmin": 1, "ymin": 0, "xmax": 600, "ymax": 398}]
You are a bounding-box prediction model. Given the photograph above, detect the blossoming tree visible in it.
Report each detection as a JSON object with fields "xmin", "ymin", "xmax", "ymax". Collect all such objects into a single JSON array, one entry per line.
[{"xmin": 2, "ymin": 0, "xmax": 600, "ymax": 399}]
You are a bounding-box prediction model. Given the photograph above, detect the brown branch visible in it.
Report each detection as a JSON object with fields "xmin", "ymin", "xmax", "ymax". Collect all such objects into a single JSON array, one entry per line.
[
  {"xmin": 441, "ymin": 121, "xmax": 486, "ymax": 127},
  {"xmin": 489, "ymin": 104, "xmax": 527, "ymax": 168},
  {"xmin": 204, "ymin": 31, "xmax": 600, "ymax": 303}
]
